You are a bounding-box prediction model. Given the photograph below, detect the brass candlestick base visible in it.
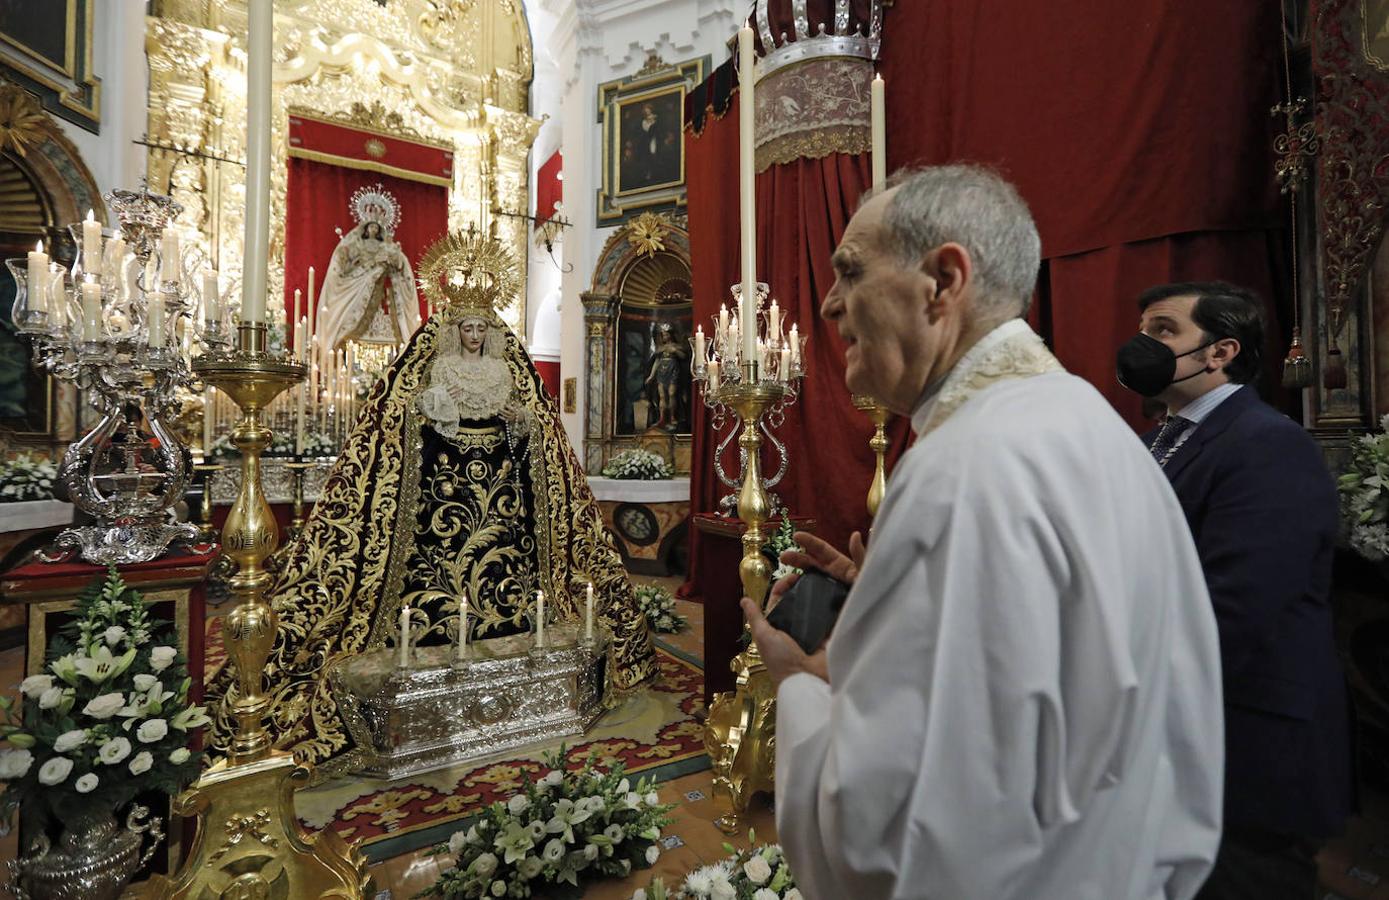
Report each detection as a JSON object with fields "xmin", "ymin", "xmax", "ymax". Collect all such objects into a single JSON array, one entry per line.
[
  {"xmin": 145, "ymin": 323, "xmax": 370, "ymax": 899},
  {"xmin": 851, "ymin": 395, "xmax": 892, "ymax": 518},
  {"xmin": 284, "ymin": 459, "xmax": 314, "ymax": 543},
  {"xmin": 704, "ymin": 373, "xmax": 785, "ymax": 834},
  {"xmin": 192, "ymin": 462, "xmax": 223, "ymax": 545}
]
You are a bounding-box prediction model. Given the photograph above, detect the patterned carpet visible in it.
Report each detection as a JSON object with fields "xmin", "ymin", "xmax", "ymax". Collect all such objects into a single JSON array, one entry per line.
[{"xmin": 203, "ymin": 618, "xmax": 710, "ymax": 859}]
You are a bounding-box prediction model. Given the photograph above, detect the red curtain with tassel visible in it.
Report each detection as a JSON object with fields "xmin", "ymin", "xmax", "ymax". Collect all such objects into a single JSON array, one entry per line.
[
  {"xmin": 283, "ymin": 161, "xmax": 448, "ymax": 346},
  {"xmin": 683, "ymin": 93, "xmax": 910, "ymax": 603}
]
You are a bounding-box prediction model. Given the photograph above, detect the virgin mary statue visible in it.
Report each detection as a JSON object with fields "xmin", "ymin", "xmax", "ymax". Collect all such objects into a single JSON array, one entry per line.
[
  {"xmin": 207, "ymin": 231, "xmax": 656, "ymax": 775},
  {"xmin": 314, "ymin": 184, "xmax": 421, "ymax": 356}
]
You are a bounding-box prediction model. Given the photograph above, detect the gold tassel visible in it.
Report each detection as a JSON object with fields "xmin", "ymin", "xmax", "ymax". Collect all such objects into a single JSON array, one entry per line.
[
  {"xmin": 1324, "ymin": 340, "xmax": 1348, "ymax": 390},
  {"xmin": 1281, "ymin": 326, "xmax": 1314, "ymax": 389}
]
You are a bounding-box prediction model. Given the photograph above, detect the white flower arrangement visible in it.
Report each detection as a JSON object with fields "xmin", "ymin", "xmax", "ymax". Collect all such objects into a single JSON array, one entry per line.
[
  {"xmin": 0, "ymin": 569, "xmax": 208, "ymax": 836},
  {"xmin": 635, "ymin": 832, "xmax": 799, "ymax": 900},
  {"xmin": 425, "ymin": 747, "xmax": 675, "ymax": 898},
  {"xmin": 0, "ymin": 453, "xmax": 58, "ymax": 502},
  {"xmin": 208, "ymin": 428, "xmax": 338, "ymax": 460},
  {"xmin": 763, "ymin": 518, "xmax": 802, "ymax": 583},
  {"xmin": 635, "ymin": 584, "xmax": 687, "ymax": 634},
  {"xmin": 602, "ymin": 449, "xmax": 673, "ymax": 481},
  {"xmin": 1339, "ymin": 413, "xmax": 1389, "ymax": 561}
]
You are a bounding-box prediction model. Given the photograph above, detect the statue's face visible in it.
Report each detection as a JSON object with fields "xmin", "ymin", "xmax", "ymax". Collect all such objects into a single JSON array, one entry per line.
[
  {"xmin": 365, "ymin": 223, "xmax": 382, "ymax": 240},
  {"xmin": 460, "ymin": 318, "xmax": 488, "ymax": 354}
]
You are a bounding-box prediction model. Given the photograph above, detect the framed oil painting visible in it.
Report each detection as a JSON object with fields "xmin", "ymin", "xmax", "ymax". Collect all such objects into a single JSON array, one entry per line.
[
  {"xmin": 597, "ymin": 53, "xmax": 707, "ymax": 226},
  {"xmin": 0, "ymin": 0, "xmax": 99, "ymax": 131}
]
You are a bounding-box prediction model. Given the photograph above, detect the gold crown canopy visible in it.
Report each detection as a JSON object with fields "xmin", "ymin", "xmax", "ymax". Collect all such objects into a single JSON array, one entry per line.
[{"xmin": 416, "ymin": 228, "xmax": 521, "ymax": 316}]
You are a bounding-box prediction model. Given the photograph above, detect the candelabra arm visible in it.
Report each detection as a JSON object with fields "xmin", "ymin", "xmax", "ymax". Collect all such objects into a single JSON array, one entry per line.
[{"xmin": 853, "ymin": 395, "xmax": 893, "ymax": 519}]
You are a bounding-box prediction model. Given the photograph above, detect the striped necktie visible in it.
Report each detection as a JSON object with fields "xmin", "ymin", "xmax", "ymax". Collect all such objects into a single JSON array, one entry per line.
[{"xmin": 1149, "ymin": 415, "xmax": 1193, "ymax": 468}]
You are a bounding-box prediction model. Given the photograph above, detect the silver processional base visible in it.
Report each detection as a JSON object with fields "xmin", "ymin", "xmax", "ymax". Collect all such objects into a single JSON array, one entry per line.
[{"xmin": 328, "ymin": 624, "xmax": 613, "ymax": 781}]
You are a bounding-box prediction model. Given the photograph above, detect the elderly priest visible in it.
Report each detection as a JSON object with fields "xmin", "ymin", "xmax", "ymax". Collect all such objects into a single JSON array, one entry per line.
[{"xmin": 743, "ymin": 166, "xmax": 1225, "ymax": 900}]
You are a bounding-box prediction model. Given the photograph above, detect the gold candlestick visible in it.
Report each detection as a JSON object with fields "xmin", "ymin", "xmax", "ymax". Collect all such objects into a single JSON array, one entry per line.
[
  {"xmin": 851, "ymin": 395, "xmax": 892, "ymax": 518},
  {"xmin": 144, "ymin": 323, "xmax": 368, "ymax": 899},
  {"xmin": 285, "ymin": 459, "xmax": 314, "ymax": 543},
  {"xmin": 192, "ymin": 461, "xmax": 222, "ymax": 545},
  {"xmin": 704, "ymin": 365, "xmax": 784, "ymax": 834}
]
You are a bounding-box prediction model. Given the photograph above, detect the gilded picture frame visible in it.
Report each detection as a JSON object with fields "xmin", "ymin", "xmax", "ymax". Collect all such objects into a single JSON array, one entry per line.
[
  {"xmin": 597, "ymin": 54, "xmax": 707, "ymax": 226},
  {"xmin": 0, "ymin": 0, "xmax": 99, "ymax": 131}
]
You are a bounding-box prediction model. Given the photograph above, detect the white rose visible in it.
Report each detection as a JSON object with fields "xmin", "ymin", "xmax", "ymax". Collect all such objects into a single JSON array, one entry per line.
[
  {"xmin": 604, "ymin": 824, "xmax": 624, "ymax": 843},
  {"xmin": 103, "ymin": 626, "xmax": 127, "ymax": 646},
  {"xmin": 473, "ymin": 852, "xmax": 498, "ymax": 878},
  {"xmin": 490, "ymin": 880, "xmax": 506, "ymax": 898},
  {"xmin": 38, "ymin": 686, "xmax": 65, "ymax": 709},
  {"xmin": 169, "ymin": 748, "xmax": 191, "ymax": 764},
  {"xmin": 0, "ymin": 749, "xmax": 33, "ymax": 779},
  {"xmin": 743, "ymin": 854, "xmax": 772, "ymax": 885},
  {"xmin": 448, "ymin": 830, "xmax": 467, "ymax": 856},
  {"xmin": 136, "ymin": 719, "xmax": 168, "ymax": 743},
  {"xmin": 19, "ymin": 675, "xmax": 52, "ymax": 698},
  {"xmin": 518, "ymin": 856, "xmax": 543, "ymax": 880},
  {"xmin": 128, "ymin": 751, "xmax": 153, "ymax": 775},
  {"xmin": 645, "ymin": 791, "xmax": 660, "ymax": 807},
  {"xmin": 148, "ymin": 646, "xmax": 177, "ymax": 672},
  {"xmin": 753, "ymin": 890, "xmax": 779, "ymax": 900},
  {"xmin": 53, "ymin": 730, "xmax": 86, "ymax": 753},
  {"xmin": 543, "ymin": 838, "xmax": 565, "ymax": 863},
  {"xmin": 82, "ymin": 692, "xmax": 125, "ymax": 720},
  {"xmin": 75, "ymin": 773, "xmax": 99, "ymax": 793},
  {"xmin": 507, "ymin": 794, "xmax": 530, "ymax": 816},
  {"xmin": 633, "ymin": 891, "xmax": 648, "ymax": 900},
  {"xmin": 97, "ymin": 737, "xmax": 132, "ymax": 765},
  {"xmin": 37, "ymin": 756, "xmax": 73, "ymax": 785},
  {"xmin": 133, "ymin": 674, "xmax": 158, "ymax": 692},
  {"xmin": 784, "ymin": 890, "xmax": 803, "ymax": 900},
  {"xmin": 645, "ymin": 844, "xmax": 660, "ymax": 865},
  {"xmin": 542, "ymin": 769, "xmax": 564, "ymax": 788},
  {"xmin": 583, "ymin": 842, "xmax": 599, "ymax": 861},
  {"xmin": 710, "ymin": 876, "xmax": 736, "ymax": 900}
]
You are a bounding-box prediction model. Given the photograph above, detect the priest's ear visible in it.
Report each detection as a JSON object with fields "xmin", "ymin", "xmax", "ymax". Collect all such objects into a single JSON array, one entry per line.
[{"xmin": 922, "ymin": 242, "xmax": 972, "ymax": 321}]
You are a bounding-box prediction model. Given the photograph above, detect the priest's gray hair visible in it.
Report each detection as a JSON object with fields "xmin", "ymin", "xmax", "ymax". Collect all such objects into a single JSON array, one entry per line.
[{"xmin": 877, "ymin": 165, "xmax": 1041, "ymax": 318}]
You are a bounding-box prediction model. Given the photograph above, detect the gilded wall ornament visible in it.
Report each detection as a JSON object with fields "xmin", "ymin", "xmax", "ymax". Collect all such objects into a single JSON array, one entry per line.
[{"xmin": 0, "ymin": 84, "xmax": 48, "ymax": 157}]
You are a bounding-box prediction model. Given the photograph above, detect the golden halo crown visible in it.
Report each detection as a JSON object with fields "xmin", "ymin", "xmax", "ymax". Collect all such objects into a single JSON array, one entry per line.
[
  {"xmin": 415, "ymin": 228, "xmax": 520, "ymax": 316},
  {"xmin": 349, "ymin": 183, "xmax": 401, "ymax": 232}
]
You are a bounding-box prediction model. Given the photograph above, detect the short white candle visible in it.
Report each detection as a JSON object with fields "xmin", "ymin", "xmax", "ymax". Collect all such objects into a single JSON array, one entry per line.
[
  {"xmin": 780, "ymin": 346, "xmax": 790, "ymax": 382},
  {"xmin": 585, "ymin": 582, "xmax": 595, "ymax": 642},
  {"xmin": 81, "ymin": 278, "xmax": 101, "ymax": 341},
  {"xmin": 26, "ymin": 242, "xmax": 47, "ymax": 314},
  {"xmin": 769, "ymin": 299, "xmax": 780, "ymax": 338},
  {"xmin": 719, "ymin": 305, "xmax": 729, "ymax": 336},
  {"xmin": 398, "ymin": 604, "xmax": 412, "ymax": 667},
  {"xmin": 82, "ymin": 209, "xmax": 102, "ymax": 278},
  {"xmin": 147, "ymin": 291, "xmax": 165, "ymax": 347},
  {"xmin": 203, "ymin": 270, "xmax": 220, "ymax": 326},
  {"xmin": 159, "ymin": 231, "xmax": 180, "ymax": 282},
  {"xmin": 707, "ymin": 358, "xmax": 720, "ymax": 390},
  {"xmin": 789, "ymin": 324, "xmax": 800, "ymax": 365}
]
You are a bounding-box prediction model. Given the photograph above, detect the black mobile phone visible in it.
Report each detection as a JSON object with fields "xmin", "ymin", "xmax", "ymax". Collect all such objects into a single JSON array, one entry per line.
[{"xmin": 765, "ymin": 567, "xmax": 849, "ymax": 654}]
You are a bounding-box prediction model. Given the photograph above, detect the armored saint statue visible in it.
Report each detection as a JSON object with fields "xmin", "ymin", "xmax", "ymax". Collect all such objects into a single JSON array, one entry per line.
[
  {"xmin": 206, "ymin": 231, "xmax": 657, "ymax": 775},
  {"xmin": 314, "ymin": 184, "xmax": 422, "ymax": 358}
]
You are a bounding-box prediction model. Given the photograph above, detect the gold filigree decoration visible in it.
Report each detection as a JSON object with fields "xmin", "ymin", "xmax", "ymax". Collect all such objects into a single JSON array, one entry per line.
[
  {"xmin": 209, "ymin": 809, "xmax": 280, "ymax": 864},
  {"xmin": 625, "ymin": 212, "xmax": 670, "ymax": 258},
  {"xmin": 0, "ymin": 84, "xmax": 48, "ymax": 157},
  {"xmin": 303, "ymin": 100, "xmax": 446, "ymax": 150},
  {"xmin": 364, "ymin": 138, "xmax": 387, "ymax": 159},
  {"xmin": 416, "ymin": 229, "xmax": 521, "ymax": 314},
  {"xmin": 635, "ymin": 50, "xmax": 671, "ymax": 78}
]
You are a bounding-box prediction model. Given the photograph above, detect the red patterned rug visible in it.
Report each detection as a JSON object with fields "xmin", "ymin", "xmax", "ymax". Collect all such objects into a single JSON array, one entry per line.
[{"xmin": 203, "ymin": 617, "xmax": 709, "ymax": 859}]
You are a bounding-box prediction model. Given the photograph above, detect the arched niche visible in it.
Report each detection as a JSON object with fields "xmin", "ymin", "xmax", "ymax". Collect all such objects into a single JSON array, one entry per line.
[
  {"xmin": 582, "ymin": 212, "xmax": 693, "ymax": 474},
  {"xmin": 0, "ymin": 83, "xmax": 105, "ymax": 446}
]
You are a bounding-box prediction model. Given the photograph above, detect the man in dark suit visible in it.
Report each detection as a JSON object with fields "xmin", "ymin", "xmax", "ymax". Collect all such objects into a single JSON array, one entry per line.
[{"xmin": 1117, "ymin": 281, "xmax": 1353, "ymax": 898}]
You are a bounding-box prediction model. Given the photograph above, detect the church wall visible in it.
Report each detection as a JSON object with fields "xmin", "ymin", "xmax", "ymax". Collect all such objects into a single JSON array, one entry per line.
[
  {"xmin": 52, "ymin": 1, "xmax": 148, "ymax": 208},
  {"xmin": 546, "ymin": 0, "xmax": 738, "ymax": 453}
]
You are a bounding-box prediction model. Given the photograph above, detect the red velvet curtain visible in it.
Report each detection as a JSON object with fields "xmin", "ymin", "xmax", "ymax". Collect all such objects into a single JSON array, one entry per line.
[
  {"xmin": 684, "ymin": 96, "xmax": 910, "ymax": 601},
  {"xmin": 879, "ymin": 0, "xmax": 1290, "ymax": 427},
  {"xmin": 283, "ymin": 160, "xmax": 448, "ymax": 346}
]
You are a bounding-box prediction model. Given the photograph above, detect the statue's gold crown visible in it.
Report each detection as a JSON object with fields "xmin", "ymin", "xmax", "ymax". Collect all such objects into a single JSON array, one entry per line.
[{"xmin": 416, "ymin": 228, "xmax": 520, "ymax": 316}]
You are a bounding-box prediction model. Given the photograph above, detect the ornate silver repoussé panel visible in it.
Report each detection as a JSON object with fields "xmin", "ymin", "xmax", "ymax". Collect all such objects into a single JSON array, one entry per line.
[{"xmin": 328, "ymin": 624, "xmax": 612, "ymax": 780}]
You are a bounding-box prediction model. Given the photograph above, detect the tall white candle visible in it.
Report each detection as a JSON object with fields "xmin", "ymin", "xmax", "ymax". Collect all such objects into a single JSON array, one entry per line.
[
  {"xmin": 789, "ymin": 324, "xmax": 800, "ymax": 365},
  {"xmin": 82, "ymin": 210, "xmax": 102, "ymax": 278},
  {"xmin": 585, "ymin": 582, "xmax": 594, "ymax": 642},
  {"xmin": 871, "ymin": 74, "xmax": 886, "ymax": 190},
  {"xmin": 26, "ymin": 242, "xmax": 47, "ymax": 314},
  {"xmin": 242, "ymin": 0, "xmax": 273, "ymax": 323},
  {"xmin": 535, "ymin": 590, "xmax": 546, "ymax": 647},
  {"xmin": 307, "ymin": 265, "xmax": 316, "ymax": 342},
  {"xmin": 738, "ymin": 25, "xmax": 758, "ymax": 366},
  {"xmin": 203, "ymin": 270, "xmax": 220, "ymax": 325},
  {"xmin": 769, "ymin": 299, "xmax": 780, "ymax": 338},
  {"xmin": 456, "ymin": 592, "xmax": 469, "ymax": 660},
  {"xmin": 159, "ymin": 231, "xmax": 180, "ymax": 282},
  {"xmin": 147, "ymin": 292, "xmax": 165, "ymax": 347},
  {"xmin": 719, "ymin": 304, "xmax": 729, "ymax": 337},
  {"xmin": 81, "ymin": 277, "xmax": 101, "ymax": 341},
  {"xmin": 295, "ymin": 369, "xmax": 306, "ymax": 456},
  {"xmin": 694, "ymin": 325, "xmax": 705, "ymax": 364},
  {"xmin": 398, "ymin": 604, "xmax": 411, "ymax": 667},
  {"xmin": 780, "ymin": 346, "xmax": 790, "ymax": 382}
]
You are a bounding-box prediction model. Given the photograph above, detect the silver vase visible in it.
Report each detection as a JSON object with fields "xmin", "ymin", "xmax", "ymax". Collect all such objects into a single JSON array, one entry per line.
[{"xmin": 5, "ymin": 804, "xmax": 164, "ymax": 900}]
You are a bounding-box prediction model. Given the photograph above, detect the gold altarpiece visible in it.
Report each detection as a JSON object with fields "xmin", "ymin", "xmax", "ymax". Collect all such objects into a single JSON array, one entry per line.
[{"xmin": 143, "ymin": 0, "xmax": 541, "ymax": 335}]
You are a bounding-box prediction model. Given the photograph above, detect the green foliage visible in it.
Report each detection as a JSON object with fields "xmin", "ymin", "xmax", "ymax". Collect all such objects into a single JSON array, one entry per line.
[{"xmin": 1339, "ymin": 415, "xmax": 1389, "ymax": 561}]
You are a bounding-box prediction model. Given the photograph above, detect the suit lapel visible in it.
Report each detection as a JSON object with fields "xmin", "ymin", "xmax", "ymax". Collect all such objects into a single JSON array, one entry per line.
[{"xmin": 1161, "ymin": 385, "xmax": 1258, "ymax": 482}]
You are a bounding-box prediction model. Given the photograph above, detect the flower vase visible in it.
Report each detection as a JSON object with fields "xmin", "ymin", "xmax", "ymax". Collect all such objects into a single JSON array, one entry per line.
[{"xmin": 5, "ymin": 804, "xmax": 163, "ymax": 900}]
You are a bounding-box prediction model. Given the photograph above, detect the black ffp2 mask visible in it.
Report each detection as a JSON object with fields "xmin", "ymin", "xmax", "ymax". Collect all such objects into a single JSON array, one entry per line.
[{"xmin": 1116, "ymin": 333, "xmax": 1215, "ymax": 397}]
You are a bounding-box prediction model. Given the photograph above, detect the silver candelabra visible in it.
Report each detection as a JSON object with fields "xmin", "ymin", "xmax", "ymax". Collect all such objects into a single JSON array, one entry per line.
[{"xmin": 7, "ymin": 186, "xmax": 233, "ymax": 564}]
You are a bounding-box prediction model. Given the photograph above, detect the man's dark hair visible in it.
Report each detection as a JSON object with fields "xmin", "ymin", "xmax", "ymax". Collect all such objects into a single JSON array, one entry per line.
[{"xmin": 1137, "ymin": 281, "xmax": 1265, "ymax": 385}]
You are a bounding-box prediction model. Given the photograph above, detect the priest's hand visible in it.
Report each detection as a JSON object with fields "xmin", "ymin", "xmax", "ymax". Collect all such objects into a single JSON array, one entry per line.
[
  {"xmin": 741, "ymin": 596, "xmax": 829, "ymax": 687},
  {"xmin": 769, "ymin": 530, "xmax": 865, "ymax": 609}
]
